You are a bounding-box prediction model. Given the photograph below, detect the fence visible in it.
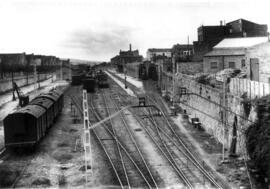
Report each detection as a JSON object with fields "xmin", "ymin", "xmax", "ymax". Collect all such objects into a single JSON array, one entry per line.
[{"xmin": 230, "ymin": 78, "xmax": 270, "ymax": 99}]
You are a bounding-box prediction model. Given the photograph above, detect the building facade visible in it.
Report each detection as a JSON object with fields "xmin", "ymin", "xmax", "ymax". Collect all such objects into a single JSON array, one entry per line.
[
  {"xmin": 171, "ymin": 44, "xmax": 194, "ymax": 62},
  {"xmin": 193, "ymin": 19, "xmax": 268, "ymax": 61},
  {"xmin": 226, "ymin": 19, "xmax": 268, "ymax": 37},
  {"xmin": 146, "ymin": 48, "xmax": 172, "ymax": 61},
  {"xmin": 0, "ymin": 53, "xmax": 27, "ymax": 72},
  {"xmin": 203, "ymin": 37, "xmax": 270, "ymax": 82},
  {"xmin": 110, "ymin": 44, "xmax": 143, "ymax": 72}
]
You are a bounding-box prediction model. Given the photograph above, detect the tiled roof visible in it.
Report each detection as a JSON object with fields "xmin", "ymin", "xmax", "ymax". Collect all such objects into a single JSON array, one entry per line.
[{"xmin": 214, "ymin": 37, "xmax": 268, "ymax": 48}]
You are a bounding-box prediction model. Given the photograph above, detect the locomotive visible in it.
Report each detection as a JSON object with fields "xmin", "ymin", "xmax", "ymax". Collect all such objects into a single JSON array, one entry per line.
[{"xmin": 3, "ymin": 88, "xmax": 64, "ymax": 149}]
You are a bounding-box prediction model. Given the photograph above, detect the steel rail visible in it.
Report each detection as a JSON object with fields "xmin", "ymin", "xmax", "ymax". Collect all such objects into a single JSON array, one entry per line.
[
  {"xmin": 102, "ymin": 92, "xmax": 131, "ymax": 189},
  {"xmin": 150, "ymin": 107, "xmax": 194, "ymax": 188},
  {"xmin": 106, "ymin": 70, "xmax": 225, "ymax": 188},
  {"xmin": 69, "ymin": 94, "xmax": 125, "ymax": 189},
  {"xmin": 88, "ymin": 94, "xmax": 154, "ymax": 189},
  {"xmin": 131, "ymin": 108, "xmax": 194, "ymax": 189},
  {"xmin": 148, "ymin": 96, "xmax": 224, "ymax": 189},
  {"xmin": 146, "ymin": 108, "xmax": 200, "ymax": 187},
  {"xmin": 111, "ymin": 92, "xmax": 158, "ymax": 189},
  {"xmin": 147, "ymin": 107, "xmax": 212, "ymax": 187}
]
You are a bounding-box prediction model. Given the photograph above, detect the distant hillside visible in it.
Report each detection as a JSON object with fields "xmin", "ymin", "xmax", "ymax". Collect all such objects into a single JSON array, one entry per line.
[{"xmin": 64, "ymin": 58, "xmax": 103, "ymax": 65}]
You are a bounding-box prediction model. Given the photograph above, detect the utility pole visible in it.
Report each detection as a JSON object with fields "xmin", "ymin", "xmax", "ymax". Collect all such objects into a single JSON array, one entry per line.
[
  {"xmin": 123, "ymin": 60, "xmax": 127, "ymax": 89},
  {"xmin": 34, "ymin": 63, "xmax": 38, "ymax": 90},
  {"xmin": 187, "ymin": 36, "xmax": 190, "ymax": 61},
  {"xmin": 69, "ymin": 60, "xmax": 72, "ymax": 82},
  {"xmin": 222, "ymin": 76, "xmax": 228, "ymax": 162},
  {"xmin": 60, "ymin": 60, "xmax": 63, "ymax": 81},
  {"xmin": 172, "ymin": 53, "xmax": 176, "ymax": 106},
  {"xmin": 12, "ymin": 69, "xmax": 15, "ymax": 101}
]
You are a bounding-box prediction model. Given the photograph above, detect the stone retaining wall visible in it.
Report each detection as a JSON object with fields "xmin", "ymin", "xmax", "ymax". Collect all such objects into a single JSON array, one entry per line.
[{"xmin": 161, "ymin": 71, "xmax": 256, "ymax": 155}]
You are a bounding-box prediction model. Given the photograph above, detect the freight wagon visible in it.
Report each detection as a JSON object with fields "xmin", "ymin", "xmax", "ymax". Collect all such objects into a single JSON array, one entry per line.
[
  {"xmin": 71, "ymin": 74, "xmax": 85, "ymax": 85},
  {"xmin": 3, "ymin": 88, "xmax": 64, "ymax": 149},
  {"xmin": 83, "ymin": 78, "xmax": 96, "ymax": 93}
]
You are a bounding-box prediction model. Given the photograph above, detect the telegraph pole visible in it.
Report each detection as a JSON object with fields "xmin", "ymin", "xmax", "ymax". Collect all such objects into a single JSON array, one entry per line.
[
  {"xmin": 69, "ymin": 60, "xmax": 72, "ymax": 82},
  {"xmin": 172, "ymin": 53, "xmax": 176, "ymax": 106},
  {"xmin": 60, "ymin": 60, "xmax": 63, "ymax": 81},
  {"xmin": 12, "ymin": 69, "xmax": 15, "ymax": 101},
  {"xmin": 34, "ymin": 63, "xmax": 38, "ymax": 90},
  {"xmin": 222, "ymin": 76, "xmax": 228, "ymax": 162}
]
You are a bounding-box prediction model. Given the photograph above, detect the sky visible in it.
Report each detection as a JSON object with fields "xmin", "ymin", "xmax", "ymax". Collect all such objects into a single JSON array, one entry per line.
[{"xmin": 0, "ymin": 0, "xmax": 269, "ymax": 61}]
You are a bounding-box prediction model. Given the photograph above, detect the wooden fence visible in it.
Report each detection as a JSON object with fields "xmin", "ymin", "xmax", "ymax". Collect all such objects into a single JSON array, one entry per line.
[{"xmin": 230, "ymin": 78, "xmax": 270, "ymax": 99}]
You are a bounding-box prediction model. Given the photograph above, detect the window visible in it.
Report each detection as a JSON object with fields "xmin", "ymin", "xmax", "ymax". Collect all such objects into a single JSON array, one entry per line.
[
  {"xmin": 229, "ymin": 62, "xmax": 235, "ymax": 69},
  {"xmin": 210, "ymin": 62, "xmax": 218, "ymax": 69},
  {"xmin": 241, "ymin": 59, "xmax": 245, "ymax": 68}
]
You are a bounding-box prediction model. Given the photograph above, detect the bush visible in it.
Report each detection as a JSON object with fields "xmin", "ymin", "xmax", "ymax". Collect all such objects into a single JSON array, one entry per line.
[{"xmin": 245, "ymin": 95, "xmax": 270, "ymax": 182}]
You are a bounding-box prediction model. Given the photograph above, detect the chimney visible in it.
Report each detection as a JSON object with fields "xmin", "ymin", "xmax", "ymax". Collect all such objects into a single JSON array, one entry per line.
[
  {"xmin": 129, "ymin": 44, "xmax": 132, "ymax": 51},
  {"xmin": 220, "ymin": 20, "xmax": 223, "ymax": 26}
]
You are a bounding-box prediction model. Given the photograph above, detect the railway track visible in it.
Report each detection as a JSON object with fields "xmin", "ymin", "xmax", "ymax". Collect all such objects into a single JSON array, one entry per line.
[
  {"xmin": 146, "ymin": 96, "xmax": 227, "ymax": 189},
  {"xmin": 105, "ymin": 73, "xmax": 226, "ymax": 188},
  {"xmin": 69, "ymin": 94, "xmax": 126, "ymax": 188},
  {"xmin": 107, "ymin": 74, "xmax": 200, "ymax": 188},
  {"xmin": 101, "ymin": 91, "xmax": 159, "ymax": 188},
  {"xmin": 71, "ymin": 88, "xmax": 158, "ymax": 188},
  {"xmin": 147, "ymin": 107, "xmax": 219, "ymax": 188},
  {"xmin": 89, "ymin": 91, "xmax": 159, "ymax": 188}
]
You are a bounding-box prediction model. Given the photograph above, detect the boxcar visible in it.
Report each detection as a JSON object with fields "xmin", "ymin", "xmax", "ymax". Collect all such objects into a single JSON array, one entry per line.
[
  {"xmin": 51, "ymin": 88, "xmax": 64, "ymax": 113},
  {"xmin": 83, "ymin": 79, "xmax": 96, "ymax": 93},
  {"xmin": 4, "ymin": 105, "xmax": 46, "ymax": 148},
  {"xmin": 29, "ymin": 97, "xmax": 54, "ymax": 128},
  {"xmin": 72, "ymin": 75, "xmax": 84, "ymax": 85},
  {"xmin": 37, "ymin": 91, "xmax": 61, "ymax": 119}
]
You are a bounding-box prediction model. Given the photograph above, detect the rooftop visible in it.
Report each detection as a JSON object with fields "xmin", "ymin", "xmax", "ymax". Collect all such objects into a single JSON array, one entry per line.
[
  {"xmin": 214, "ymin": 37, "xmax": 269, "ymax": 48},
  {"xmin": 204, "ymin": 48, "xmax": 245, "ymax": 57},
  {"xmin": 147, "ymin": 48, "xmax": 172, "ymax": 53}
]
